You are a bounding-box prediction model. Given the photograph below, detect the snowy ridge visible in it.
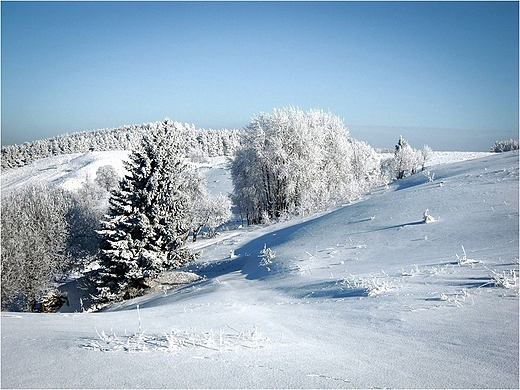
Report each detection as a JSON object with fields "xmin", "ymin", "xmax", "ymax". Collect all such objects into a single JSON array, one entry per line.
[{"xmin": 1, "ymin": 151, "xmax": 518, "ymax": 388}]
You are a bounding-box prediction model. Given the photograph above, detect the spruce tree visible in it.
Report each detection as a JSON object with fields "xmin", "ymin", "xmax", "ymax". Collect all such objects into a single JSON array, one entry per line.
[{"xmin": 90, "ymin": 123, "xmax": 197, "ymax": 306}]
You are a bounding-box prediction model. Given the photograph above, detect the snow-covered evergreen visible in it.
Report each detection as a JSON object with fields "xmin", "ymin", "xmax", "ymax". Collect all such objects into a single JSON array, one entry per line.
[{"xmin": 89, "ymin": 122, "xmax": 199, "ymax": 307}]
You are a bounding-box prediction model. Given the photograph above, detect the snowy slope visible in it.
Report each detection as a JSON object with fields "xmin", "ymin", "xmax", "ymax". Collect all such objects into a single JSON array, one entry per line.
[
  {"xmin": 1, "ymin": 151, "xmax": 130, "ymax": 194},
  {"xmin": 1, "ymin": 151, "xmax": 518, "ymax": 388}
]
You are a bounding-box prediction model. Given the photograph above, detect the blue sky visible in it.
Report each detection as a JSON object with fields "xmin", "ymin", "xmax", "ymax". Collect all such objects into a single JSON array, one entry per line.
[{"xmin": 1, "ymin": 1, "xmax": 518, "ymax": 151}]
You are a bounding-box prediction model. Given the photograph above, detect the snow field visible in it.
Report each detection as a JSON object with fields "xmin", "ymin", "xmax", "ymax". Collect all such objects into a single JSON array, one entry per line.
[{"xmin": 1, "ymin": 150, "xmax": 518, "ymax": 388}]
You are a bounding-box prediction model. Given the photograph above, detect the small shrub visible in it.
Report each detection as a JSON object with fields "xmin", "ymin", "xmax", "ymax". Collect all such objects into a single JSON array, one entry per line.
[
  {"xmin": 259, "ymin": 244, "xmax": 276, "ymax": 267},
  {"xmin": 423, "ymin": 209, "xmax": 435, "ymax": 223},
  {"xmin": 39, "ymin": 289, "xmax": 69, "ymax": 313},
  {"xmin": 340, "ymin": 274, "xmax": 393, "ymax": 296}
]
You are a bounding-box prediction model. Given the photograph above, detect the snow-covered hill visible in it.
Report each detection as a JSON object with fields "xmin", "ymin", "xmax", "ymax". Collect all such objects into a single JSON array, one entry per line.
[
  {"xmin": 1, "ymin": 151, "xmax": 130, "ymax": 194},
  {"xmin": 1, "ymin": 151, "xmax": 518, "ymax": 388}
]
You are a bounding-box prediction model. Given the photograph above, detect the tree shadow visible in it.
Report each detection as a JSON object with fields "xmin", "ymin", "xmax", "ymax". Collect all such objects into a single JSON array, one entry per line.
[
  {"xmin": 280, "ymin": 281, "xmax": 368, "ymax": 299},
  {"xmin": 188, "ymin": 216, "xmax": 427, "ymax": 282},
  {"xmin": 187, "ymin": 218, "xmax": 319, "ymax": 281}
]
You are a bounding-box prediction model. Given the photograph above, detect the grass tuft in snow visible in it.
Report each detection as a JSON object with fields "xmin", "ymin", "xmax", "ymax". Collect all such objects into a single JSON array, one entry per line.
[
  {"xmin": 437, "ymin": 289, "xmax": 470, "ymax": 307},
  {"xmin": 81, "ymin": 325, "xmax": 270, "ymax": 353},
  {"xmin": 489, "ymin": 269, "xmax": 519, "ymax": 292},
  {"xmin": 80, "ymin": 305, "xmax": 270, "ymax": 353},
  {"xmin": 340, "ymin": 273, "xmax": 397, "ymax": 296}
]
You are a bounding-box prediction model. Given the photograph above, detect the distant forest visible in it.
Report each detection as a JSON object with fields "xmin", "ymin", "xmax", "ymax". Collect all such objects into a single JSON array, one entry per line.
[{"xmin": 1, "ymin": 119, "xmax": 242, "ymax": 169}]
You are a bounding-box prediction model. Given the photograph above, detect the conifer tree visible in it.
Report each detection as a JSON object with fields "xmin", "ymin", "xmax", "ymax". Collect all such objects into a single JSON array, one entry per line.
[{"xmin": 90, "ymin": 123, "xmax": 197, "ymax": 306}]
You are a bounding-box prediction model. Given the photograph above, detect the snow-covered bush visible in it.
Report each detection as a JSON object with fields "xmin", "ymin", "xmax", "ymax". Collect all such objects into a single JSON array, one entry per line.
[
  {"xmin": 204, "ymin": 194, "xmax": 232, "ymax": 237},
  {"xmin": 490, "ymin": 139, "xmax": 519, "ymax": 152},
  {"xmin": 183, "ymin": 167, "xmax": 232, "ymax": 242},
  {"xmin": 88, "ymin": 122, "xmax": 199, "ymax": 308},
  {"xmin": 39, "ymin": 289, "xmax": 68, "ymax": 313},
  {"xmin": 231, "ymin": 107, "xmax": 383, "ymax": 224},
  {"xmin": 340, "ymin": 274, "xmax": 393, "ymax": 296},
  {"xmin": 66, "ymin": 177, "xmax": 107, "ymax": 261},
  {"xmin": 489, "ymin": 269, "xmax": 518, "ymax": 290}
]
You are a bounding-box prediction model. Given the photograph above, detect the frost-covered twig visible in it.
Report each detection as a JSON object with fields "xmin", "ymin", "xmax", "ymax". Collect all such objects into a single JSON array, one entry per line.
[
  {"xmin": 456, "ymin": 245, "xmax": 480, "ymax": 265},
  {"xmin": 489, "ymin": 269, "xmax": 519, "ymax": 291},
  {"xmin": 423, "ymin": 170, "xmax": 435, "ymax": 182},
  {"xmin": 400, "ymin": 264, "xmax": 420, "ymax": 276}
]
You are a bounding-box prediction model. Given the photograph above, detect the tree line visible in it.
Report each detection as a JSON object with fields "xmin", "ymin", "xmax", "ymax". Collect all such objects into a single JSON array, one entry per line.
[{"xmin": 1, "ymin": 119, "xmax": 241, "ymax": 170}]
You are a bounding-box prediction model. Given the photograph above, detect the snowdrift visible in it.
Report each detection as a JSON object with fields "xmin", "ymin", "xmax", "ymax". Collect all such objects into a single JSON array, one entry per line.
[{"xmin": 1, "ymin": 151, "xmax": 518, "ymax": 388}]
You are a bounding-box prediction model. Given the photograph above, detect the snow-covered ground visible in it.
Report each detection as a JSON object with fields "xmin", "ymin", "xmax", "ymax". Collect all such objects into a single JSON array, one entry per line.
[{"xmin": 1, "ymin": 150, "xmax": 518, "ymax": 388}]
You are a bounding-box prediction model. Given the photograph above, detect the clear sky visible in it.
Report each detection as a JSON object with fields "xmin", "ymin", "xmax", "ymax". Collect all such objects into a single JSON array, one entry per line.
[{"xmin": 1, "ymin": 1, "xmax": 518, "ymax": 151}]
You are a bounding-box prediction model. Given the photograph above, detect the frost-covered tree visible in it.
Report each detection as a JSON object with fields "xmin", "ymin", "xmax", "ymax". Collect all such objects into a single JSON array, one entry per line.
[
  {"xmin": 95, "ymin": 165, "xmax": 119, "ymax": 191},
  {"xmin": 188, "ymin": 169, "xmax": 233, "ymax": 242},
  {"xmin": 490, "ymin": 139, "xmax": 519, "ymax": 152},
  {"xmin": 420, "ymin": 145, "xmax": 433, "ymax": 171},
  {"xmin": 89, "ymin": 123, "xmax": 198, "ymax": 307},
  {"xmin": 202, "ymin": 194, "xmax": 233, "ymax": 239},
  {"xmin": 232, "ymin": 107, "xmax": 383, "ymax": 224},
  {"xmin": 1, "ymin": 185, "xmax": 72, "ymax": 311},
  {"xmin": 393, "ymin": 136, "xmax": 422, "ymax": 180},
  {"xmin": 66, "ymin": 177, "xmax": 106, "ymax": 261}
]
